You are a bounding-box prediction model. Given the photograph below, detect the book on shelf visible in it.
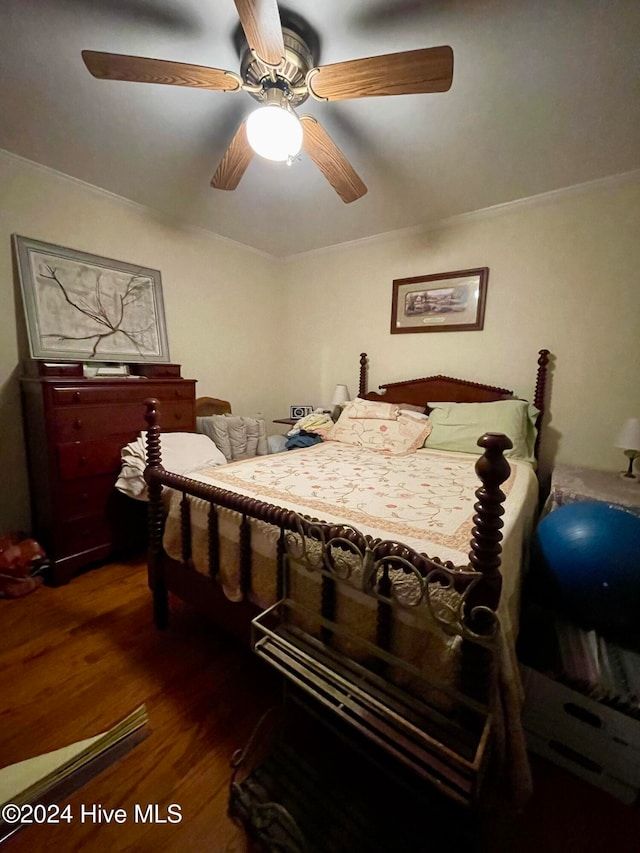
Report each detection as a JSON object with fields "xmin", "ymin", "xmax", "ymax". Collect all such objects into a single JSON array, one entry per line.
[
  {"xmin": 0, "ymin": 704, "xmax": 148, "ymax": 842},
  {"xmin": 551, "ymin": 618, "xmax": 640, "ymax": 715}
]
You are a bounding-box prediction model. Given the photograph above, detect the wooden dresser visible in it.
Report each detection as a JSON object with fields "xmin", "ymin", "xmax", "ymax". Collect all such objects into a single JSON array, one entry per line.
[{"xmin": 20, "ymin": 362, "xmax": 196, "ymax": 585}]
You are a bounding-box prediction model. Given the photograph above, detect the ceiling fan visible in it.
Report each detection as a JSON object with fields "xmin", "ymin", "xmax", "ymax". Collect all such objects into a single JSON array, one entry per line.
[{"xmin": 82, "ymin": 0, "xmax": 453, "ymax": 203}]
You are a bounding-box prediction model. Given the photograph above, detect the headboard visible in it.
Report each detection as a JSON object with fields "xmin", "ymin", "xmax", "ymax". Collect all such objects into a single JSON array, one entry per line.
[
  {"xmin": 358, "ymin": 349, "xmax": 551, "ymax": 459},
  {"xmin": 363, "ymin": 374, "xmax": 514, "ymax": 407},
  {"xmin": 195, "ymin": 396, "xmax": 232, "ymax": 417}
]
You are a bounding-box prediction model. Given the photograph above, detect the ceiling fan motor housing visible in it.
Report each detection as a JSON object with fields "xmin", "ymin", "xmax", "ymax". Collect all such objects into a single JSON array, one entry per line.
[{"xmin": 239, "ymin": 25, "xmax": 316, "ymax": 106}]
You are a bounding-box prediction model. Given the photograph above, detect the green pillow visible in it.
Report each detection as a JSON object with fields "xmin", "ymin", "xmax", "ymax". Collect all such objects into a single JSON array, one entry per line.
[{"xmin": 425, "ymin": 399, "xmax": 539, "ymax": 462}]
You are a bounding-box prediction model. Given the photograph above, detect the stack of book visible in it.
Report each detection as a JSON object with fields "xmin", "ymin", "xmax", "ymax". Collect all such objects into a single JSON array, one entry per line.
[
  {"xmin": 0, "ymin": 704, "xmax": 148, "ymax": 842},
  {"xmin": 552, "ymin": 619, "xmax": 640, "ymax": 716}
]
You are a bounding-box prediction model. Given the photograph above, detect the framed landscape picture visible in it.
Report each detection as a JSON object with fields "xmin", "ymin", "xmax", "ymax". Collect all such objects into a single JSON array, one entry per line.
[
  {"xmin": 391, "ymin": 267, "xmax": 489, "ymax": 334},
  {"xmin": 13, "ymin": 235, "xmax": 170, "ymax": 363}
]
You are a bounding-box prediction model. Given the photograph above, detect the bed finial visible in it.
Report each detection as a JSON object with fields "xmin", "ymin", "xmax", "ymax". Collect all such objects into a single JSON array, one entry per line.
[
  {"xmin": 144, "ymin": 398, "xmax": 162, "ymax": 471},
  {"xmin": 359, "ymin": 352, "xmax": 368, "ymax": 398}
]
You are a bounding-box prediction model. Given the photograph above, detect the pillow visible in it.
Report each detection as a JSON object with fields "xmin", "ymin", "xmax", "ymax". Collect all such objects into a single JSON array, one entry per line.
[
  {"xmin": 346, "ymin": 398, "xmax": 399, "ymax": 420},
  {"xmin": 398, "ymin": 403, "xmax": 428, "ymax": 415},
  {"xmin": 327, "ymin": 410, "xmax": 432, "ymax": 456},
  {"xmin": 398, "ymin": 407, "xmax": 429, "ymax": 420},
  {"xmin": 197, "ymin": 414, "xmax": 268, "ymax": 461},
  {"xmin": 424, "ymin": 399, "xmax": 539, "ymax": 462},
  {"xmin": 116, "ymin": 432, "xmax": 227, "ymax": 500}
]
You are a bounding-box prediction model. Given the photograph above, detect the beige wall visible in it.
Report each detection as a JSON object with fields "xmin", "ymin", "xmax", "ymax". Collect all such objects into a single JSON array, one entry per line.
[
  {"xmin": 282, "ymin": 175, "xmax": 640, "ymax": 484},
  {"xmin": 0, "ymin": 151, "xmax": 284, "ymax": 532},
  {"xmin": 2, "ymin": 148, "xmax": 639, "ymax": 534}
]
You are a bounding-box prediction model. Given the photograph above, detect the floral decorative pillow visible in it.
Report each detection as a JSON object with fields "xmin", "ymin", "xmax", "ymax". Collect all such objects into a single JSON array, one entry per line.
[
  {"xmin": 346, "ymin": 398, "xmax": 400, "ymax": 420},
  {"xmin": 327, "ymin": 411, "xmax": 432, "ymax": 455}
]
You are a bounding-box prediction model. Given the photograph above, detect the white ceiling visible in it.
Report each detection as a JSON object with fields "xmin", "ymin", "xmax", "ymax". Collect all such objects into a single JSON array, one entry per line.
[{"xmin": 1, "ymin": 0, "xmax": 639, "ymax": 258}]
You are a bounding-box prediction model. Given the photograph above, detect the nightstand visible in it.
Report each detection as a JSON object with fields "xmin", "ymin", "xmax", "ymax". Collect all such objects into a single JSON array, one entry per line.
[{"xmin": 547, "ymin": 463, "xmax": 640, "ymax": 517}]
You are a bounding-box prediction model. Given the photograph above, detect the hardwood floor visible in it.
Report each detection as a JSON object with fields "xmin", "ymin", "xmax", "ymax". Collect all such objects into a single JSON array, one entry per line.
[
  {"xmin": 0, "ymin": 557, "xmax": 277, "ymax": 852},
  {"xmin": 2, "ymin": 557, "xmax": 640, "ymax": 852}
]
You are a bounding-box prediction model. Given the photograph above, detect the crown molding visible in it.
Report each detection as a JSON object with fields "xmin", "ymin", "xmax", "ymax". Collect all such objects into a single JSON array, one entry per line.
[
  {"xmin": 283, "ymin": 168, "xmax": 640, "ymax": 263},
  {"xmin": 3, "ymin": 147, "xmax": 638, "ymax": 264},
  {"xmin": 0, "ymin": 147, "xmax": 275, "ymax": 262}
]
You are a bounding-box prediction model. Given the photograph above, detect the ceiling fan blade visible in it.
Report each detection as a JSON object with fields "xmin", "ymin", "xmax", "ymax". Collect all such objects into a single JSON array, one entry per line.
[
  {"xmin": 233, "ymin": 0, "xmax": 285, "ymax": 67},
  {"xmin": 307, "ymin": 46, "xmax": 453, "ymax": 101},
  {"xmin": 300, "ymin": 116, "xmax": 367, "ymax": 204},
  {"xmin": 211, "ymin": 121, "xmax": 254, "ymax": 191},
  {"xmin": 82, "ymin": 51, "xmax": 240, "ymax": 91}
]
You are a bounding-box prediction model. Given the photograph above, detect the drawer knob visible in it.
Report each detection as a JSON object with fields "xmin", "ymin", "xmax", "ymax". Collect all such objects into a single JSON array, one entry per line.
[
  {"xmin": 78, "ymin": 455, "xmax": 87, "ymax": 466},
  {"xmin": 74, "ymin": 418, "xmax": 83, "ymax": 429},
  {"xmin": 73, "ymin": 391, "xmax": 81, "ymax": 402},
  {"xmin": 174, "ymin": 412, "xmax": 182, "ymax": 420}
]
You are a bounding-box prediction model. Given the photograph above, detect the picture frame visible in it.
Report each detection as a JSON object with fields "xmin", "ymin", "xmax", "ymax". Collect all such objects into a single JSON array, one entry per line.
[
  {"xmin": 390, "ymin": 267, "xmax": 489, "ymax": 334},
  {"xmin": 13, "ymin": 235, "xmax": 170, "ymax": 363},
  {"xmin": 290, "ymin": 405, "xmax": 314, "ymax": 420}
]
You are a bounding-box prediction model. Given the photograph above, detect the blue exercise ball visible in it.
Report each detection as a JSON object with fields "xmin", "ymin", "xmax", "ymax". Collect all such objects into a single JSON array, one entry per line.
[{"xmin": 533, "ymin": 501, "xmax": 640, "ymax": 634}]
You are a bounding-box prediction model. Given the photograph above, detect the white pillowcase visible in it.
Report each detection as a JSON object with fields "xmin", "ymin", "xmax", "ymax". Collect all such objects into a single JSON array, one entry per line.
[{"xmin": 116, "ymin": 432, "xmax": 227, "ymax": 500}]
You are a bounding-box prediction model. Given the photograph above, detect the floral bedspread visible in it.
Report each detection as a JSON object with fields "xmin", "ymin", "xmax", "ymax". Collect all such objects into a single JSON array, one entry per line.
[{"xmin": 193, "ymin": 442, "xmax": 532, "ymax": 563}]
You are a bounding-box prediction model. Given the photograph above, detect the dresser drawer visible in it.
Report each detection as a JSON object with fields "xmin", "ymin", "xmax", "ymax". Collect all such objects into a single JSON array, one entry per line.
[
  {"xmin": 52, "ymin": 400, "xmax": 193, "ymax": 441},
  {"xmin": 56, "ymin": 514, "xmax": 112, "ymax": 556},
  {"xmin": 50, "ymin": 381, "xmax": 195, "ymax": 407},
  {"xmin": 159, "ymin": 401, "xmax": 195, "ymax": 431},
  {"xmin": 53, "ymin": 404, "xmax": 147, "ymax": 441},
  {"xmin": 56, "ymin": 474, "xmax": 119, "ymax": 518},
  {"xmin": 51, "ymin": 493, "xmax": 146, "ymax": 561},
  {"xmin": 57, "ymin": 436, "xmax": 130, "ymax": 480}
]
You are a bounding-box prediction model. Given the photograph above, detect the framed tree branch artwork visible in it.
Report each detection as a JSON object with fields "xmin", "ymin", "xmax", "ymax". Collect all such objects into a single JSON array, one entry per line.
[
  {"xmin": 13, "ymin": 235, "xmax": 170, "ymax": 363},
  {"xmin": 391, "ymin": 267, "xmax": 489, "ymax": 334}
]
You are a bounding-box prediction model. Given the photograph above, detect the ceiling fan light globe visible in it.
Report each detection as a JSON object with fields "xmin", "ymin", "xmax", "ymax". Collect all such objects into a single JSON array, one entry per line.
[{"xmin": 246, "ymin": 104, "xmax": 303, "ymax": 162}]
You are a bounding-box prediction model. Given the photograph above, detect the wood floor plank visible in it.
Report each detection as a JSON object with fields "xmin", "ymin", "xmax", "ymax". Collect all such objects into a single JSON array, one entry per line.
[{"xmin": 0, "ymin": 559, "xmax": 276, "ymax": 852}]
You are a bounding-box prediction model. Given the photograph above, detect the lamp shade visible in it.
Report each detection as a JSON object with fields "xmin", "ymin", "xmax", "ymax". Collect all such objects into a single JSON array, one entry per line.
[
  {"xmin": 615, "ymin": 418, "xmax": 640, "ymax": 451},
  {"xmin": 330, "ymin": 384, "xmax": 351, "ymax": 406},
  {"xmin": 246, "ymin": 104, "xmax": 303, "ymax": 162}
]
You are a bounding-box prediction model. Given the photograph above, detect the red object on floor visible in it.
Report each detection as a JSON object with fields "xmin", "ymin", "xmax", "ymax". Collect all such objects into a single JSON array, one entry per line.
[{"xmin": 0, "ymin": 532, "xmax": 47, "ymax": 598}]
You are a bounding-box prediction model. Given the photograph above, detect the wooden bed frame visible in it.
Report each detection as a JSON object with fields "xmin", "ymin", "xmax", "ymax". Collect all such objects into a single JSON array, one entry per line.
[
  {"xmin": 144, "ymin": 348, "xmax": 550, "ymax": 630},
  {"xmin": 142, "ymin": 348, "xmax": 550, "ymax": 807}
]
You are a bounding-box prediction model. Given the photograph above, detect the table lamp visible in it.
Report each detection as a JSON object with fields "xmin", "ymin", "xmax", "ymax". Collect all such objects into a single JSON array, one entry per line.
[
  {"xmin": 615, "ymin": 417, "xmax": 640, "ymax": 478},
  {"xmin": 330, "ymin": 384, "xmax": 351, "ymax": 420}
]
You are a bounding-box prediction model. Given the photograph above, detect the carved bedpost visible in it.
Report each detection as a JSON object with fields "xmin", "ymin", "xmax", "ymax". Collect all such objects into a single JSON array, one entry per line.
[
  {"xmin": 533, "ymin": 348, "xmax": 550, "ymax": 460},
  {"xmin": 466, "ymin": 432, "xmax": 512, "ymax": 627},
  {"xmin": 461, "ymin": 432, "xmax": 512, "ymax": 703},
  {"xmin": 358, "ymin": 352, "xmax": 368, "ymax": 398},
  {"xmin": 144, "ymin": 398, "xmax": 169, "ymax": 629}
]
